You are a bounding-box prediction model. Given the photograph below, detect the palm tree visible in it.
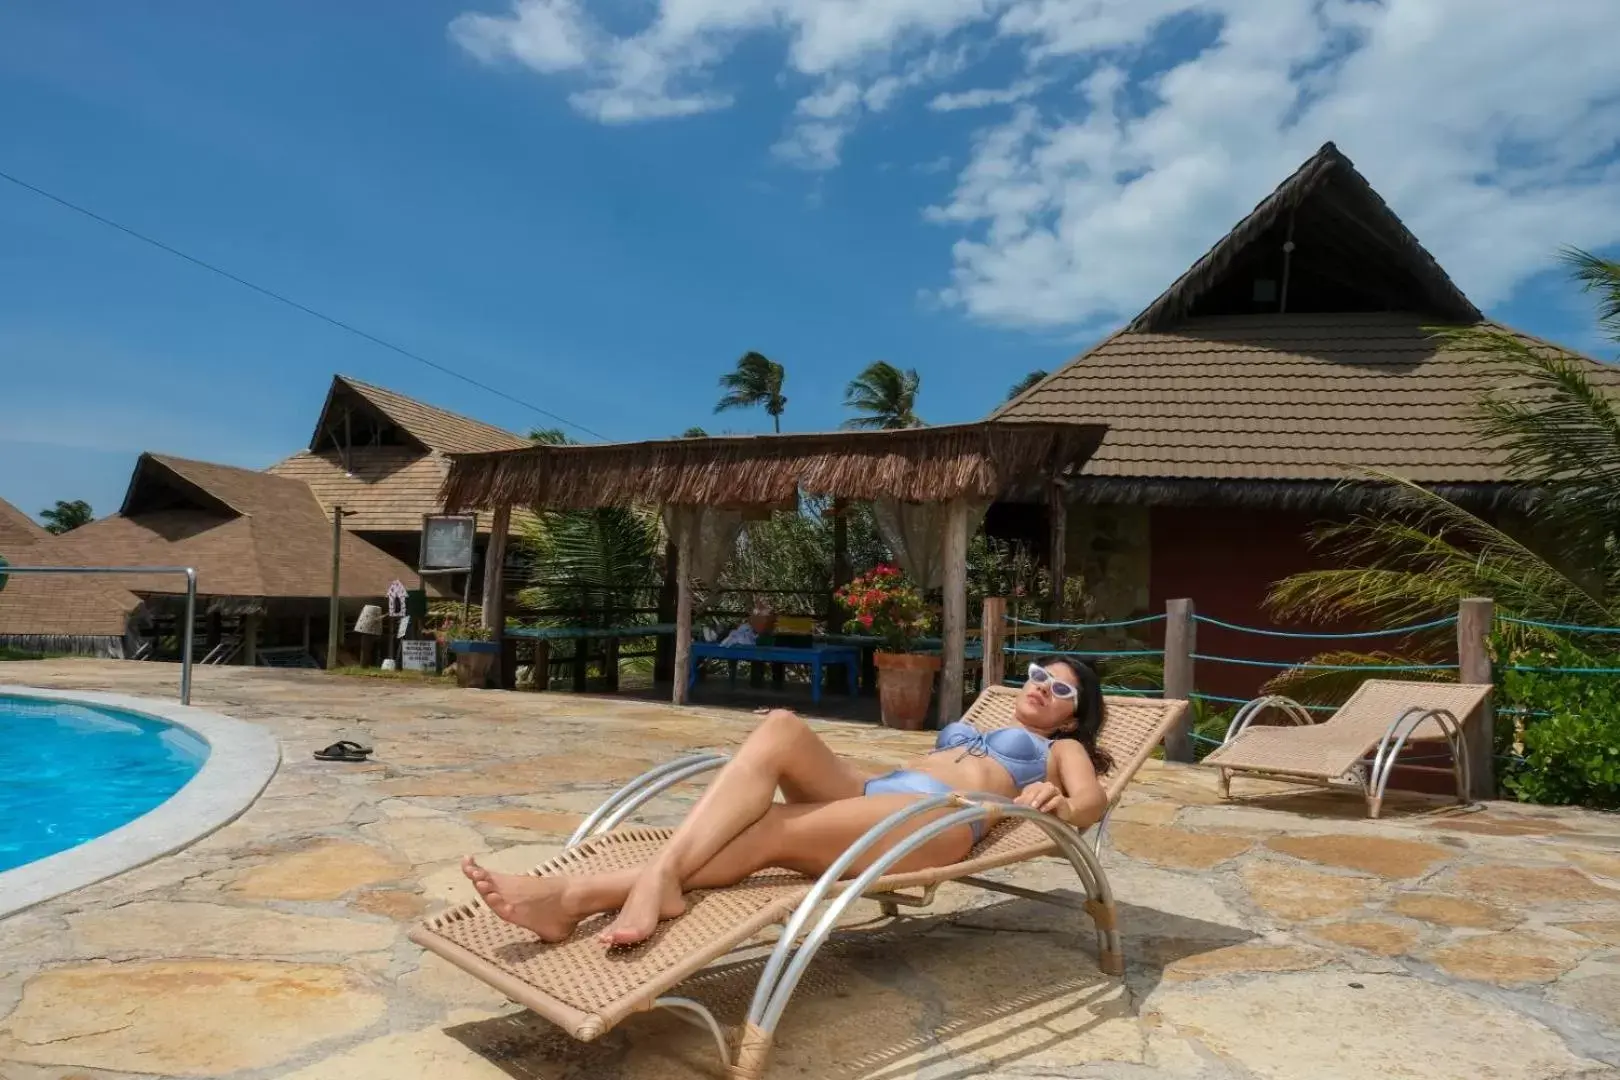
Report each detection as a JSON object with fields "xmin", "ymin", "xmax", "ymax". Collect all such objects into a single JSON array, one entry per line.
[
  {"xmin": 715, "ymin": 351, "xmax": 787, "ymax": 433},
  {"xmin": 1006, "ymin": 370, "xmax": 1048, "ymax": 401},
  {"xmin": 1265, "ymin": 248, "xmax": 1620, "ymax": 699},
  {"xmin": 843, "ymin": 361, "xmax": 922, "ymax": 430},
  {"xmin": 40, "ymin": 499, "xmax": 92, "ymax": 534}
]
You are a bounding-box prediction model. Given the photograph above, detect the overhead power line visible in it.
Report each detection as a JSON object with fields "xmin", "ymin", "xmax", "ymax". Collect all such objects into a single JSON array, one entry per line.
[{"xmin": 0, "ymin": 167, "xmax": 605, "ymax": 440}]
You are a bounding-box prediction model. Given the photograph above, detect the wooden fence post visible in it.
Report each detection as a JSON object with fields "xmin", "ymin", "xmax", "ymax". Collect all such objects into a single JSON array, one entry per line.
[
  {"xmin": 1163, "ymin": 598, "xmax": 1196, "ymax": 762},
  {"xmin": 982, "ymin": 597, "xmax": 1007, "ymax": 691},
  {"xmin": 1458, "ymin": 597, "xmax": 1496, "ymax": 799}
]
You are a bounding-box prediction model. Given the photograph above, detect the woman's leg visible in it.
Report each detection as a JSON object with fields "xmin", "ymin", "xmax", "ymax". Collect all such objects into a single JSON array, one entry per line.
[
  {"xmin": 464, "ymin": 794, "xmax": 975, "ymax": 943},
  {"xmin": 599, "ymin": 709, "xmax": 869, "ymax": 944}
]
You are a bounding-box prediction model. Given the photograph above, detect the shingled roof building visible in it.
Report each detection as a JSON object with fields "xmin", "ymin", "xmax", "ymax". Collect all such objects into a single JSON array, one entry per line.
[
  {"xmin": 0, "ymin": 498, "xmax": 146, "ymax": 657},
  {"xmin": 44, "ymin": 453, "xmax": 418, "ymax": 666},
  {"xmin": 994, "ymin": 142, "xmax": 1620, "ymax": 695},
  {"xmin": 269, "ymin": 375, "xmax": 532, "ymax": 585}
]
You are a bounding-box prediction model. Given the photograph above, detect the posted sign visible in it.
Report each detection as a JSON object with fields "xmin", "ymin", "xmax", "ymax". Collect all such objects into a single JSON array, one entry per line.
[
  {"xmin": 419, "ymin": 514, "xmax": 477, "ymax": 573},
  {"xmin": 400, "ymin": 639, "xmax": 438, "ymax": 672}
]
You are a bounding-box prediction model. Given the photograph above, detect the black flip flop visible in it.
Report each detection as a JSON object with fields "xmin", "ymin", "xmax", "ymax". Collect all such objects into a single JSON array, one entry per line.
[{"xmin": 314, "ymin": 740, "xmax": 373, "ymax": 762}]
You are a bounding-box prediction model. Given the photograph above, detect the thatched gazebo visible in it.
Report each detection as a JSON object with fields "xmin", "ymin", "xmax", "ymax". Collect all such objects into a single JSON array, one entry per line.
[{"xmin": 440, "ymin": 420, "xmax": 1106, "ymax": 723}]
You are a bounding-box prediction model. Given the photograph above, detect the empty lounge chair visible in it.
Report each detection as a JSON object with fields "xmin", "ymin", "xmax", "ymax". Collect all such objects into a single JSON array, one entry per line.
[{"xmin": 1202, "ymin": 678, "xmax": 1490, "ymax": 818}]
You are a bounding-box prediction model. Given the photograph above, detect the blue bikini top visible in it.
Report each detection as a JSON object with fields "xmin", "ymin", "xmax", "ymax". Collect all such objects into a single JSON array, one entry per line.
[{"xmin": 933, "ymin": 721, "xmax": 1051, "ymax": 789}]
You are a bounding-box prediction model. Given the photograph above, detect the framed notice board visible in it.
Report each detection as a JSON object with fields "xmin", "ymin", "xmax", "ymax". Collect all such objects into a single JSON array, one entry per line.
[{"xmin": 420, "ymin": 514, "xmax": 477, "ymax": 573}]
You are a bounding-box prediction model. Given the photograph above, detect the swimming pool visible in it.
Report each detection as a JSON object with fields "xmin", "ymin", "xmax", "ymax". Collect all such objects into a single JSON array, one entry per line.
[
  {"xmin": 0, "ymin": 687, "xmax": 280, "ymax": 918},
  {"xmin": 0, "ymin": 694, "xmax": 210, "ymax": 873}
]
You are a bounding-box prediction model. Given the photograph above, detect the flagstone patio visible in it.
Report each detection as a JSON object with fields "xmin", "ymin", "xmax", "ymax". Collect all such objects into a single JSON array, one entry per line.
[{"xmin": 4, "ymin": 660, "xmax": 1620, "ymax": 1080}]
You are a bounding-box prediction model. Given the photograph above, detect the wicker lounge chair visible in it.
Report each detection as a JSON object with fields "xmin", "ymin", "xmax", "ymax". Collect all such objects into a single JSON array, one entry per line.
[
  {"xmin": 1201, "ymin": 679, "xmax": 1490, "ymax": 818},
  {"xmin": 408, "ymin": 686, "xmax": 1188, "ymax": 1079}
]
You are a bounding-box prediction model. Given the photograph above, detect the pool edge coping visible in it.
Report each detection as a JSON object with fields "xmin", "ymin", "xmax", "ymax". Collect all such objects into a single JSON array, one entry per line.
[{"xmin": 0, "ymin": 686, "xmax": 281, "ymax": 920}]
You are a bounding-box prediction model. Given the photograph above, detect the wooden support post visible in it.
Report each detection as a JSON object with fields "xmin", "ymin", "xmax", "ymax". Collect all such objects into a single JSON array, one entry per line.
[
  {"xmin": 533, "ymin": 640, "xmax": 551, "ymax": 691},
  {"xmin": 1047, "ymin": 483, "xmax": 1068, "ymax": 620},
  {"xmin": 327, "ymin": 505, "xmax": 345, "ymax": 669},
  {"xmin": 939, "ymin": 498, "xmax": 971, "ymax": 727},
  {"xmin": 982, "ymin": 597, "xmax": 1007, "ymax": 690},
  {"xmin": 654, "ymin": 539, "xmax": 678, "ymax": 684},
  {"xmin": 1163, "ymin": 598, "xmax": 1196, "ymax": 762},
  {"xmin": 831, "ymin": 497, "xmax": 851, "ymax": 589},
  {"xmin": 242, "ymin": 613, "xmax": 259, "ymax": 667},
  {"xmin": 482, "ymin": 505, "xmax": 511, "ymax": 687},
  {"xmin": 672, "ymin": 508, "xmax": 695, "ymax": 706},
  {"xmin": 481, "ymin": 506, "xmax": 510, "ymax": 631},
  {"xmin": 1458, "ymin": 597, "xmax": 1496, "ymax": 799}
]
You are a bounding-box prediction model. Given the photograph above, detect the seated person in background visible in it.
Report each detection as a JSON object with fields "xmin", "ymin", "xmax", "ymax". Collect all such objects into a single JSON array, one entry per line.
[{"xmin": 720, "ymin": 604, "xmax": 776, "ymax": 647}]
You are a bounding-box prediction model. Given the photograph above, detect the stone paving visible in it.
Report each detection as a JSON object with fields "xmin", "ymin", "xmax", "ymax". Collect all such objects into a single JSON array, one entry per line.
[{"xmin": 4, "ymin": 660, "xmax": 1620, "ymax": 1080}]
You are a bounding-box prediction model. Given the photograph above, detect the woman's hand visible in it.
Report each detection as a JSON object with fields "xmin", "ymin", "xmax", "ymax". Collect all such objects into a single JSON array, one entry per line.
[{"xmin": 1015, "ymin": 781, "xmax": 1068, "ymax": 817}]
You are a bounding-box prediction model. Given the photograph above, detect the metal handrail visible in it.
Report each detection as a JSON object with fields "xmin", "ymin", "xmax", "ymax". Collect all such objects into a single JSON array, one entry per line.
[{"xmin": 0, "ymin": 565, "xmax": 197, "ymax": 704}]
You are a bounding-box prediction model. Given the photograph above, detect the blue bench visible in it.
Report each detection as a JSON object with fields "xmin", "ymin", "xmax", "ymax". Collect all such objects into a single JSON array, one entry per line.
[{"xmin": 688, "ymin": 642, "xmax": 860, "ymax": 705}]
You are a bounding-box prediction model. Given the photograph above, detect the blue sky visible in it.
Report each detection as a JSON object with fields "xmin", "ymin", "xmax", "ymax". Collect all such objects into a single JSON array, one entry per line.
[{"xmin": 3, "ymin": 0, "xmax": 1618, "ymax": 525}]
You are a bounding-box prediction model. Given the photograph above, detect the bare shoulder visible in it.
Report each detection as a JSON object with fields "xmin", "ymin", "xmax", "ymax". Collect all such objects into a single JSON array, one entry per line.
[{"xmin": 1049, "ymin": 738, "xmax": 1090, "ymax": 763}]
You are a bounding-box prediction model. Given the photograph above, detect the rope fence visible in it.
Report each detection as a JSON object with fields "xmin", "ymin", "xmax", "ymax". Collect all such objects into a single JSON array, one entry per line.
[
  {"xmin": 1009, "ymin": 613, "xmax": 1166, "ymax": 631},
  {"xmin": 1191, "ymin": 614, "xmax": 1458, "ymax": 639},
  {"xmin": 980, "ymin": 593, "xmax": 1620, "ymax": 796},
  {"xmin": 1193, "ymin": 654, "xmax": 1457, "ymax": 672},
  {"xmin": 1498, "ymin": 615, "xmax": 1620, "ymax": 635}
]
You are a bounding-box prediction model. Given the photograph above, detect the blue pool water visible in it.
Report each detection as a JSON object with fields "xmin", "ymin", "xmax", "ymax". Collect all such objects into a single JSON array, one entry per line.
[{"xmin": 0, "ymin": 695, "xmax": 209, "ymax": 873}]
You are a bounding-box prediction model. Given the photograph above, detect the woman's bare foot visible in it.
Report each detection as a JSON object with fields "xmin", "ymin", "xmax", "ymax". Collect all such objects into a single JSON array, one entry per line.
[
  {"xmin": 461, "ymin": 856, "xmax": 580, "ymax": 943},
  {"xmin": 598, "ymin": 866, "xmax": 686, "ymax": 947}
]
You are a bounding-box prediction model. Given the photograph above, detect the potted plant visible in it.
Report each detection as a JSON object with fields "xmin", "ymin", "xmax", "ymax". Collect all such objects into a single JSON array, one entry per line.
[
  {"xmin": 836, "ymin": 565, "xmax": 938, "ymax": 730},
  {"xmin": 445, "ymin": 619, "xmax": 497, "ymax": 689}
]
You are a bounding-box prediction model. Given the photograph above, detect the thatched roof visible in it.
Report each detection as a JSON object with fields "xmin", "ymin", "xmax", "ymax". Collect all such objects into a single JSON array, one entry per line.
[
  {"xmin": 1128, "ymin": 141, "xmax": 1480, "ymax": 332},
  {"xmin": 270, "ymin": 375, "xmax": 533, "ymax": 535},
  {"xmin": 441, "ymin": 422, "xmax": 1106, "ymax": 512},
  {"xmin": 46, "ymin": 453, "xmax": 423, "ymax": 600}
]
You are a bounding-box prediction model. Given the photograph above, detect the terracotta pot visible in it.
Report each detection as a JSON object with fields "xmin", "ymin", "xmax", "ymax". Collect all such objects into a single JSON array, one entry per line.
[{"xmin": 874, "ymin": 651, "xmax": 941, "ymax": 730}]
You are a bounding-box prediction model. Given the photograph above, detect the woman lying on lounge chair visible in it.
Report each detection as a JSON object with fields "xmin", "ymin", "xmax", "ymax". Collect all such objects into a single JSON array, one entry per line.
[{"xmin": 462, "ymin": 658, "xmax": 1112, "ymax": 948}]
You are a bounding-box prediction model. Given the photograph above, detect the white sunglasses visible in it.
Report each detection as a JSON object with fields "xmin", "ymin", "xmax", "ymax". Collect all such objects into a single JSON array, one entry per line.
[{"xmin": 1027, "ymin": 662, "xmax": 1078, "ymax": 700}]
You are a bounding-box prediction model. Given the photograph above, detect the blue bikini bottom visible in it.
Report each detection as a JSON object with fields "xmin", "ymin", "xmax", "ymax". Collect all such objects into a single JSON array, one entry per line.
[{"xmin": 862, "ymin": 769, "xmax": 985, "ymax": 842}]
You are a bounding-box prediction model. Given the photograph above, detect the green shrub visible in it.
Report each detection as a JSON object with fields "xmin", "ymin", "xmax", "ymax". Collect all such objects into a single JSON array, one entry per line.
[{"xmin": 1498, "ymin": 644, "xmax": 1620, "ymax": 809}]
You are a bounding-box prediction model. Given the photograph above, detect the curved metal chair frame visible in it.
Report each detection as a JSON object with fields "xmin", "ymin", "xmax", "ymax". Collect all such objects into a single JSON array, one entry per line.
[
  {"xmin": 1214, "ymin": 694, "xmax": 1469, "ymax": 818},
  {"xmin": 561, "ymin": 753, "xmax": 1121, "ymax": 1079}
]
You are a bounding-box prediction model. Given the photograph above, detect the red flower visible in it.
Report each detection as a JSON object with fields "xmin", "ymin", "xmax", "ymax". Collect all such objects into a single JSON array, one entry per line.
[{"xmin": 858, "ymin": 613, "xmax": 874, "ymax": 627}]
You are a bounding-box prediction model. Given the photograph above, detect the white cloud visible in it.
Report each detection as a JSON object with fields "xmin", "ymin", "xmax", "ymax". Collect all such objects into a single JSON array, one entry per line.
[
  {"xmin": 934, "ymin": 0, "xmax": 1620, "ymax": 327},
  {"xmin": 449, "ymin": 0, "xmax": 593, "ymax": 72},
  {"xmin": 929, "ymin": 78, "xmax": 1044, "ymax": 112},
  {"xmin": 451, "ymin": 0, "xmax": 988, "ymax": 138},
  {"xmin": 452, "ymin": 0, "xmax": 1620, "ymax": 328}
]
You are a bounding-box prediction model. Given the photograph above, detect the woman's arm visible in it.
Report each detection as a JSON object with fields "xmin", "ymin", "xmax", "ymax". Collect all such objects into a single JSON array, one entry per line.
[{"xmin": 1014, "ymin": 740, "xmax": 1108, "ymax": 828}]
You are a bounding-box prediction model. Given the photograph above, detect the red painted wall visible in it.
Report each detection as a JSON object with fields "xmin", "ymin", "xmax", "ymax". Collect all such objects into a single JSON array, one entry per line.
[{"xmin": 1148, "ymin": 505, "xmax": 1343, "ymax": 701}]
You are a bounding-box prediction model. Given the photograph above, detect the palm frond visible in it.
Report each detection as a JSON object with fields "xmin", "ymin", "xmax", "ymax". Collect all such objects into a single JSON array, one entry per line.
[
  {"xmin": 1006, "ymin": 370, "xmax": 1048, "ymax": 401},
  {"xmin": 843, "ymin": 361, "xmax": 921, "ymax": 430},
  {"xmin": 1434, "ymin": 322, "xmax": 1620, "ymax": 541},
  {"xmin": 716, "ymin": 351, "xmax": 786, "ymax": 420},
  {"xmin": 1564, "ymin": 246, "xmax": 1620, "ymax": 333},
  {"xmin": 1268, "ymin": 472, "xmax": 1615, "ymax": 638}
]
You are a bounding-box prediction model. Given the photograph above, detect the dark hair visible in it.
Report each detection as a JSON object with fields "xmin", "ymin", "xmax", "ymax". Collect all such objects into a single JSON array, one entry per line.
[{"xmin": 1044, "ymin": 657, "xmax": 1113, "ymax": 776}]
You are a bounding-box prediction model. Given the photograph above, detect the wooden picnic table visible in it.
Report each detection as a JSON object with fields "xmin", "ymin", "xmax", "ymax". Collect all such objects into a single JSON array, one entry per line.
[{"xmin": 687, "ymin": 641, "xmax": 860, "ymax": 706}]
